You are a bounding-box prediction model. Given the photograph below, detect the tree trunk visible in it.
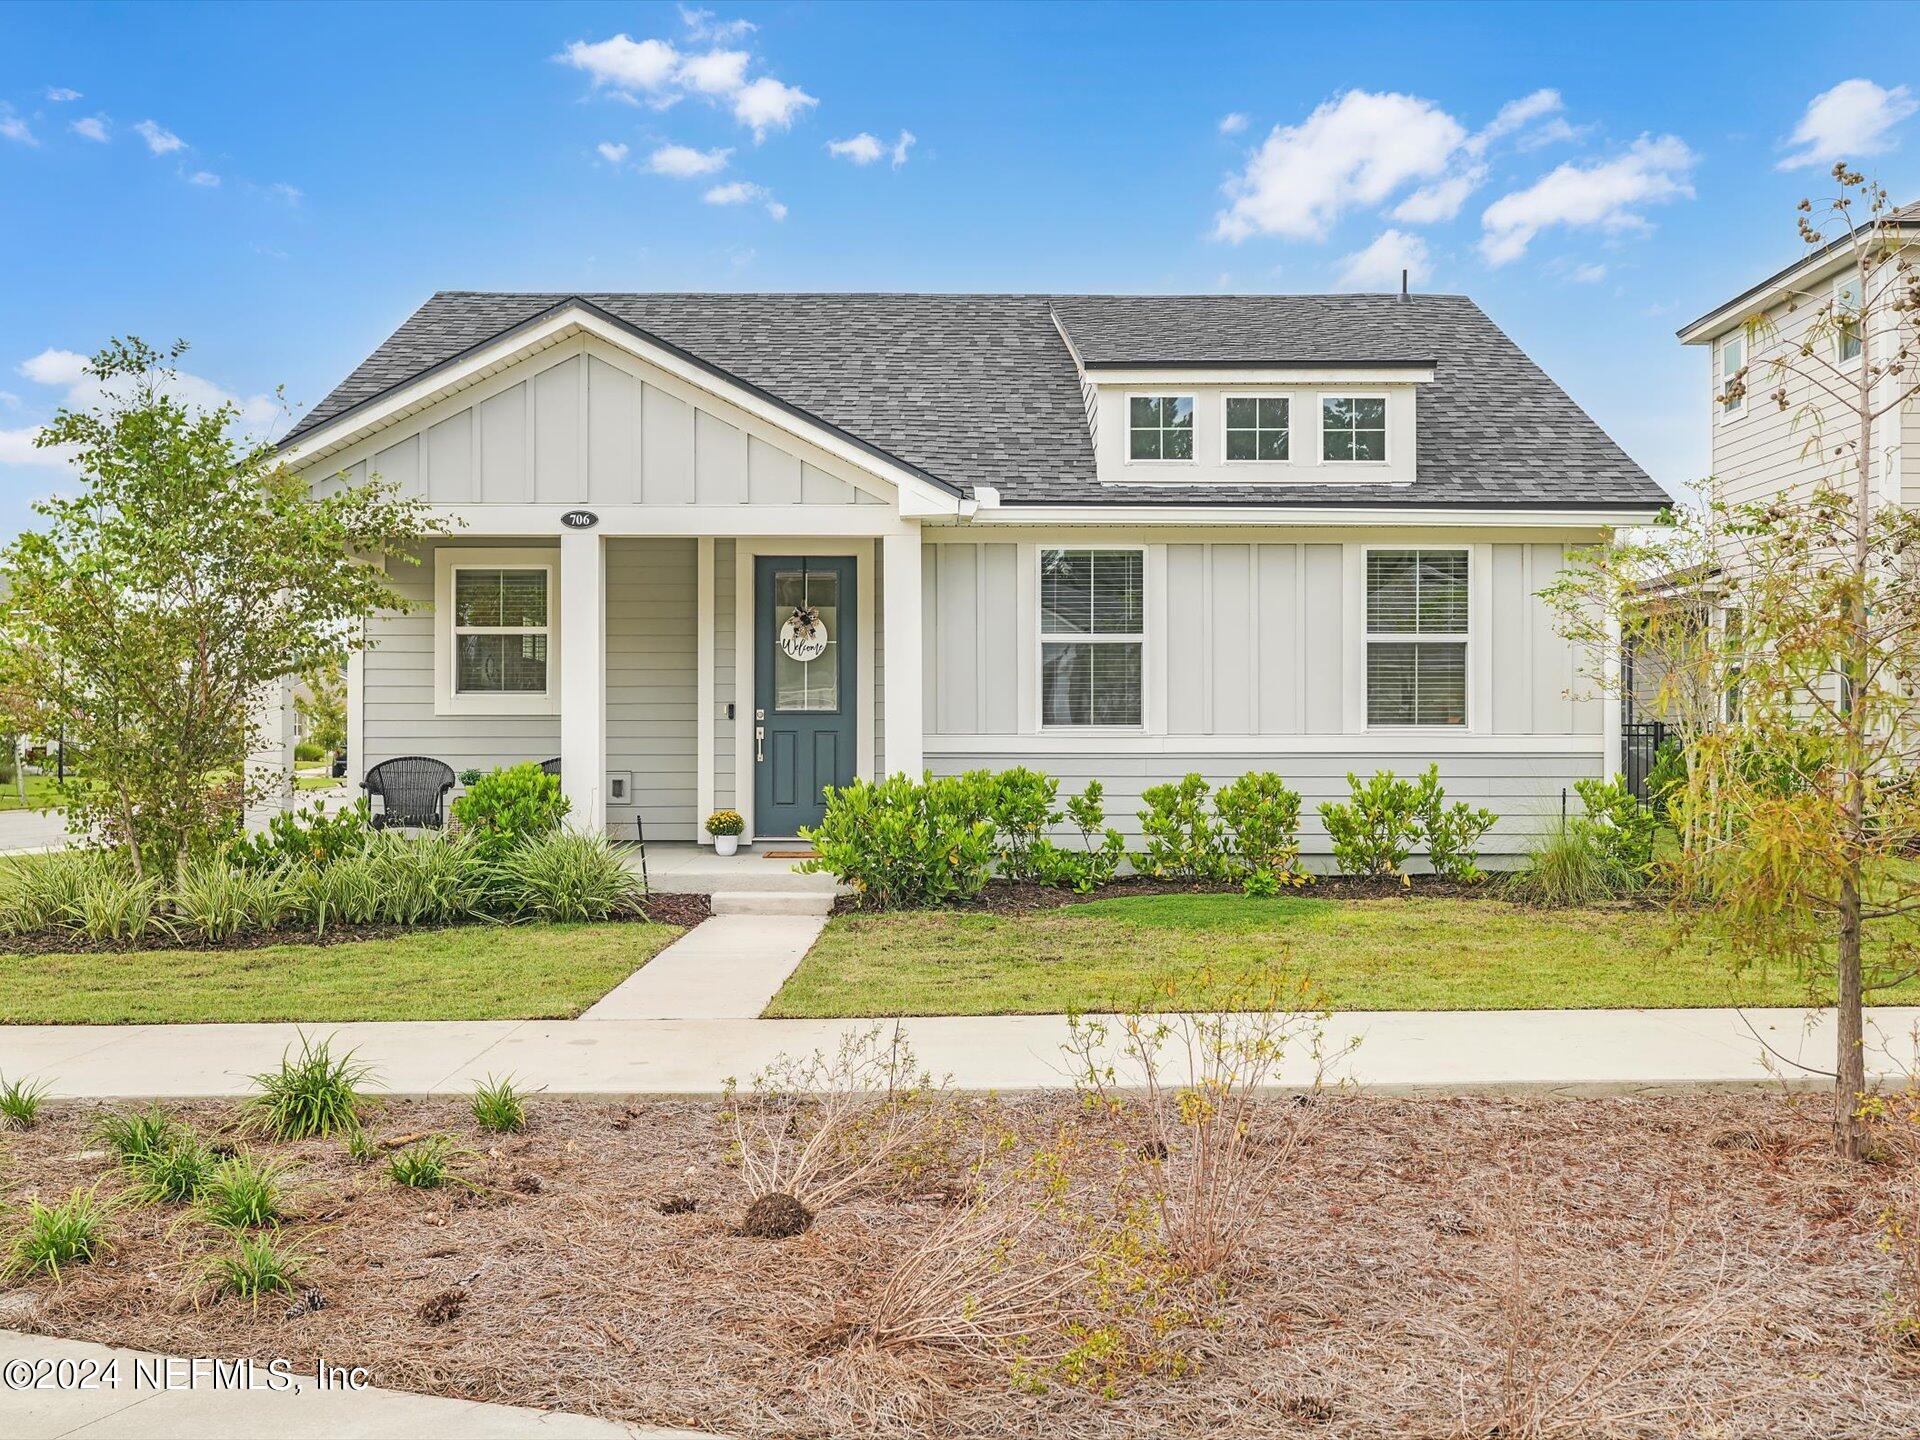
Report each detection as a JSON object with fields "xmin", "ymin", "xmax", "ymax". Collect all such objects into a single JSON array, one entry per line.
[
  {"xmin": 1837, "ymin": 247, "xmax": 1873, "ymax": 1161},
  {"xmin": 1835, "ymin": 868, "xmax": 1866, "ymax": 1160}
]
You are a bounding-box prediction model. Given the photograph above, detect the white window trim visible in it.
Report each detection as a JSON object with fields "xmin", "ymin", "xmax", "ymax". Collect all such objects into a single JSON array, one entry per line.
[
  {"xmin": 1360, "ymin": 544, "xmax": 1471, "ymax": 732},
  {"xmin": 1036, "ymin": 543, "xmax": 1149, "ymax": 732},
  {"xmin": 1834, "ymin": 274, "xmax": 1864, "ymax": 367},
  {"xmin": 1717, "ymin": 332, "xmax": 1745, "ymax": 419},
  {"xmin": 1123, "ymin": 392, "xmax": 1198, "ymax": 466},
  {"xmin": 433, "ymin": 546, "xmax": 561, "ymax": 717},
  {"xmin": 1320, "ymin": 392, "xmax": 1391, "ymax": 465},
  {"xmin": 1220, "ymin": 393, "xmax": 1294, "ymax": 465}
]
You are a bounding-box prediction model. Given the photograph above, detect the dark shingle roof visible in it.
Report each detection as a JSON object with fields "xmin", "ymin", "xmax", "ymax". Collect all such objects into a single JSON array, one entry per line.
[{"xmin": 287, "ymin": 291, "xmax": 1666, "ymax": 510}]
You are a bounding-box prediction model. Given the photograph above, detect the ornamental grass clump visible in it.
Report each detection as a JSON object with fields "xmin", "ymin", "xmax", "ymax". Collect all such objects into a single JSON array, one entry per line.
[
  {"xmin": 387, "ymin": 1136, "xmax": 471, "ymax": 1190},
  {"xmin": 0, "ymin": 1073, "xmax": 50, "ymax": 1131},
  {"xmin": 196, "ymin": 1152, "xmax": 291, "ymax": 1230},
  {"xmin": 202, "ymin": 1232, "xmax": 310, "ymax": 1305},
  {"xmin": 127, "ymin": 1133, "xmax": 217, "ymax": 1206},
  {"xmin": 3, "ymin": 1184, "xmax": 112, "ymax": 1281},
  {"xmin": 242, "ymin": 1034, "xmax": 375, "ymax": 1141},
  {"xmin": 1501, "ymin": 822, "xmax": 1637, "ymax": 908},
  {"xmin": 171, "ymin": 856, "xmax": 294, "ymax": 941},
  {"xmin": 471, "ymin": 1074, "xmax": 530, "ymax": 1133},
  {"xmin": 365, "ymin": 832, "xmax": 482, "ymax": 927},
  {"xmin": 92, "ymin": 1104, "xmax": 183, "ymax": 1167},
  {"xmin": 493, "ymin": 831, "xmax": 642, "ymax": 922}
]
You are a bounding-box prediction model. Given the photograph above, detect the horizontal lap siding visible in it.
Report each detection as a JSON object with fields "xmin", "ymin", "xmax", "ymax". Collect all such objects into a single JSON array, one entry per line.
[
  {"xmin": 926, "ymin": 750, "xmax": 1601, "ymax": 859},
  {"xmin": 606, "ymin": 539, "xmax": 697, "ymax": 841}
]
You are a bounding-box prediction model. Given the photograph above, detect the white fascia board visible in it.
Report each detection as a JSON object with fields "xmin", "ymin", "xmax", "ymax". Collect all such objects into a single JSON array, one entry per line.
[
  {"xmin": 280, "ymin": 303, "xmax": 970, "ymax": 519},
  {"xmin": 959, "ymin": 504, "xmax": 1660, "ymax": 529},
  {"xmin": 1086, "ymin": 365, "xmax": 1435, "ymax": 387},
  {"xmin": 1676, "ymin": 229, "xmax": 1918, "ymax": 345},
  {"xmin": 421, "ymin": 503, "xmax": 917, "ymax": 537}
]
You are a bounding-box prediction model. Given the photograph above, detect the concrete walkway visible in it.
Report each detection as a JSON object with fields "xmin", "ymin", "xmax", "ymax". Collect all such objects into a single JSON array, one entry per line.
[
  {"xmin": 5, "ymin": 1006, "xmax": 1918, "ymax": 1100},
  {"xmin": 1, "ymin": 1329, "xmax": 712, "ymax": 1438},
  {"xmin": 581, "ymin": 913, "xmax": 827, "ymax": 1020},
  {"xmin": 0, "ymin": 809, "xmax": 68, "ymax": 854}
]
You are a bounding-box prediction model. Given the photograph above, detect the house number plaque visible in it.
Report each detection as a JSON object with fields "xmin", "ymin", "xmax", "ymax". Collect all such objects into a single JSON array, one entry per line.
[{"xmin": 560, "ymin": 510, "xmax": 599, "ymax": 529}]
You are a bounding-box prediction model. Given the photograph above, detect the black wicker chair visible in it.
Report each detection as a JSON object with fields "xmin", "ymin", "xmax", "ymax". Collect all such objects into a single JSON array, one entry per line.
[
  {"xmin": 538, "ymin": 757, "xmax": 648, "ymax": 890},
  {"xmin": 361, "ymin": 756, "xmax": 456, "ymax": 831}
]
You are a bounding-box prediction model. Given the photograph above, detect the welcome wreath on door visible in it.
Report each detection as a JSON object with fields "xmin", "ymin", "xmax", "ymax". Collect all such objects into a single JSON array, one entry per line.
[{"xmin": 779, "ymin": 603, "xmax": 829, "ymax": 662}]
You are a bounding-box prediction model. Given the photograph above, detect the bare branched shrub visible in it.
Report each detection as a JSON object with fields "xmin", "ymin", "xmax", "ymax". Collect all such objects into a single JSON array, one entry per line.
[
  {"xmin": 1861, "ymin": 1077, "xmax": 1920, "ymax": 1360},
  {"xmin": 1062, "ymin": 962, "xmax": 1353, "ymax": 1275},
  {"xmin": 724, "ymin": 1023, "xmax": 948, "ymax": 1211}
]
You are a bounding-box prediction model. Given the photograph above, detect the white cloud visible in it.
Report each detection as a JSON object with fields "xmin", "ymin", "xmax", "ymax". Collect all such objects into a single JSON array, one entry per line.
[
  {"xmin": 1778, "ymin": 78, "xmax": 1918, "ymax": 170},
  {"xmin": 0, "ymin": 425, "xmax": 72, "ymax": 471},
  {"xmin": 1218, "ymin": 112, "xmax": 1248, "ymax": 136},
  {"xmin": 703, "ymin": 180, "xmax": 784, "ymax": 218},
  {"xmin": 1516, "ymin": 116, "xmax": 1588, "ymax": 151},
  {"xmin": 1335, "ymin": 229, "xmax": 1432, "ymax": 290},
  {"xmin": 1479, "ymin": 134, "xmax": 1695, "ymax": 265},
  {"xmin": 1465, "ymin": 88, "xmax": 1562, "ymax": 155},
  {"xmin": 560, "ymin": 34, "xmax": 682, "ymax": 102},
  {"xmin": 648, "ymin": 142, "xmax": 730, "ymax": 176},
  {"xmin": 264, "ymin": 181, "xmax": 302, "ymax": 205},
  {"xmin": 17, "ymin": 346, "xmax": 280, "ymax": 428},
  {"xmin": 828, "ymin": 132, "xmax": 883, "ymax": 164},
  {"xmin": 1568, "ymin": 261, "xmax": 1608, "ymax": 283},
  {"xmin": 597, "ymin": 140, "xmax": 630, "ymax": 164},
  {"xmin": 70, "ymin": 115, "xmax": 109, "ymax": 142},
  {"xmin": 43, "ymin": 87, "xmax": 81, "ymax": 102},
  {"xmin": 186, "ymin": 169, "xmax": 220, "ymax": 187},
  {"xmin": 1392, "ymin": 166, "xmax": 1485, "ymax": 224},
  {"xmin": 679, "ymin": 47, "xmax": 750, "ymax": 96},
  {"xmin": 133, "ymin": 119, "xmax": 185, "ymax": 155},
  {"xmin": 1215, "ymin": 90, "xmax": 1465, "ymax": 242},
  {"xmin": 890, "ymin": 130, "xmax": 915, "ymax": 167},
  {"xmin": 731, "ymin": 76, "xmax": 816, "ymax": 141},
  {"xmin": 1, "ymin": 105, "xmax": 36, "ymax": 146},
  {"xmin": 18, "ymin": 350, "xmax": 88, "ymax": 387},
  {"xmin": 0, "ymin": 390, "xmax": 20, "ymax": 408},
  {"xmin": 678, "ymin": 5, "xmax": 755, "ymax": 42}
]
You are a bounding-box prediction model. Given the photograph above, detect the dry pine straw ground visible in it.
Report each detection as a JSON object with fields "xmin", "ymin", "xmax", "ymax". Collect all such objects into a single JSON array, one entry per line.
[{"xmin": 2, "ymin": 1092, "xmax": 1918, "ymax": 1440}]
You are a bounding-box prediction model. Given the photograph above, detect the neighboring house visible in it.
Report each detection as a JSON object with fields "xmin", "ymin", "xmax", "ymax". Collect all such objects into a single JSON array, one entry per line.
[
  {"xmin": 277, "ymin": 291, "xmax": 1668, "ymax": 858},
  {"xmin": 1677, "ymin": 200, "xmax": 1920, "ymax": 516}
]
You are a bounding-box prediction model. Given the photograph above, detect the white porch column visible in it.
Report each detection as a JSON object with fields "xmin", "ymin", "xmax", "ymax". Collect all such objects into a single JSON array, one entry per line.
[
  {"xmin": 559, "ymin": 529, "xmax": 607, "ymax": 832},
  {"xmin": 1602, "ymin": 606, "xmax": 1623, "ymax": 783},
  {"xmin": 695, "ymin": 537, "xmax": 716, "ymax": 842},
  {"xmin": 882, "ymin": 529, "xmax": 924, "ymax": 779},
  {"xmin": 243, "ymin": 676, "xmax": 297, "ymax": 833}
]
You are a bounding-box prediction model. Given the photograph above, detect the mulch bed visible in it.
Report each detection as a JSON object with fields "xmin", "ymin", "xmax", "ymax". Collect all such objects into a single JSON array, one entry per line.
[
  {"xmin": 0, "ymin": 893, "xmax": 711, "ymax": 956},
  {"xmin": 834, "ymin": 874, "xmax": 1510, "ymax": 917},
  {"xmin": 2, "ymin": 1091, "xmax": 1915, "ymax": 1438}
]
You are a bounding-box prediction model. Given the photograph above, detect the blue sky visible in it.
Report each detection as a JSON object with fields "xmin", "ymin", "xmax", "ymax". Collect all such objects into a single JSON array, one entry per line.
[{"xmin": 3, "ymin": 0, "xmax": 1918, "ymax": 537}]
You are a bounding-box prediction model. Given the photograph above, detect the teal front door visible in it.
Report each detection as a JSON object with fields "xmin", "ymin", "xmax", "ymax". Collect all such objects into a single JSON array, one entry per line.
[{"xmin": 754, "ymin": 556, "xmax": 856, "ymax": 836}]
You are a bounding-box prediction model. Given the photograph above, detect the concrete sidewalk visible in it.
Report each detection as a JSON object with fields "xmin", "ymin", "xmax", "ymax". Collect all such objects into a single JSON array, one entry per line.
[
  {"xmin": 1, "ymin": 1329, "xmax": 712, "ymax": 1438},
  {"xmin": 4, "ymin": 1006, "xmax": 1917, "ymax": 1099},
  {"xmin": 580, "ymin": 914, "xmax": 827, "ymax": 1020}
]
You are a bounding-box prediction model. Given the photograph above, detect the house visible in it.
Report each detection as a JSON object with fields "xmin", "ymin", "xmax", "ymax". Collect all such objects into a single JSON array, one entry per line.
[{"xmin": 274, "ymin": 291, "xmax": 1668, "ymax": 859}]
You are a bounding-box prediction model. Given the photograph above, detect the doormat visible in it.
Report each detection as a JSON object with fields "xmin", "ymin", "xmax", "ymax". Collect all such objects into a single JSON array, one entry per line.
[{"xmin": 762, "ymin": 849, "xmax": 819, "ymax": 860}]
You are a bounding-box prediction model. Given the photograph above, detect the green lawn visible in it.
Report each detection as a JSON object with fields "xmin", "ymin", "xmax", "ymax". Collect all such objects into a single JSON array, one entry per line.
[
  {"xmin": 0, "ymin": 922, "xmax": 680, "ymax": 1025},
  {"xmin": 764, "ymin": 893, "xmax": 1915, "ymax": 1017},
  {"xmin": 0, "ymin": 775, "xmax": 63, "ymax": 811}
]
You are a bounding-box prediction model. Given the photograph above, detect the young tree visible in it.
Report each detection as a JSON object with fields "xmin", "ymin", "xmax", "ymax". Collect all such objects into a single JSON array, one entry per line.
[
  {"xmin": 0, "ymin": 338, "xmax": 440, "ymax": 874},
  {"xmin": 1550, "ymin": 170, "xmax": 1920, "ymax": 1158}
]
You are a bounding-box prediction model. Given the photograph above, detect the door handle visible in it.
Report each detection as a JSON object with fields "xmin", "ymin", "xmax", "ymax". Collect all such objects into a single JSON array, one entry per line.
[{"xmin": 755, "ymin": 725, "xmax": 765, "ymax": 763}]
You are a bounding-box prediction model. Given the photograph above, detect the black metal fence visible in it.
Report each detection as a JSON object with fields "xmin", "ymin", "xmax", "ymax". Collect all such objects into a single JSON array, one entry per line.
[{"xmin": 1621, "ymin": 720, "xmax": 1668, "ymax": 804}]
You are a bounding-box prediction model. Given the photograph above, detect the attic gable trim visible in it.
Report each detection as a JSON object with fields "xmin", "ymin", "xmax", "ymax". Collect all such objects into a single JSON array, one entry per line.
[
  {"xmin": 279, "ymin": 298, "xmax": 968, "ymax": 510},
  {"xmin": 1079, "ymin": 357, "xmax": 1436, "ymax": 372},
  {"xmin": 1676, "ymin": 219, "xmax": 1920, "ymax": 344}
]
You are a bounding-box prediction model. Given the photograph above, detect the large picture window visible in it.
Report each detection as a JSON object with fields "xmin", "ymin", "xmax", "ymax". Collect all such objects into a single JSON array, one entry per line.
[
  {"xmin": 1366, "ymin": 549, "xmax": 1467, "ymax": 727},
  {"xmin": 452, "ymin": 566, "xmax": 551, "ymax": 695},
  {"xmin": 1040, "ymin": 548, "xmax": 1144, "ymax": 727}
]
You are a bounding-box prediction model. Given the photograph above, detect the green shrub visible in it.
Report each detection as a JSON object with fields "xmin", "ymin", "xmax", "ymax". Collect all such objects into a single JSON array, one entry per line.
[
  {"xmin": 1574, "ymin": 775, "xmax": 1657, "ymax": 875},
  {"xmin": 92, "ymin": 1104, "xmax": 183, "ymax": 1168},
  {"xmin": 387, "ymin": 1136, "xmax": 470, "ymax": 1190},
  {"xmin": 0, "ymin": 851, "xmax": 137, "ymax": 938},
  {"xmin": 3, "ymin": 1184, "xmax": 112, "ymax": 1281},
  {"xmin": 293, "ymin": 740, "xmax": 326, "ymax": 764},
  {"xmin": 1414, "ymin": 765, "xmax": 1499, "ymax": 884},
  {"xmin": 986, "ymin": 767, "xmax": 1061, "ymax": 882},
  {"xmin": 1646, "ymin": 738, "xmax": 1686, "ymax": 825},
  {"xmin": 1319, "ymin": 770, "xmax": 1424, "ymax": 879},
  {"xmin": 293, "ymin": 851, "xmax": 383, "ymax": 936},
  {"xmin": 196, "ymin": 1152, "xmax": 290, "ymax": 1230},
  {"xmin": 1134, "ymin": 773, "xmax": 1231, "ymax": 882},
  {"xmin": 72, "ymin": 861, "xmax": 169, "ymax": 944},
  {"xmin": 493, "ymin": 831, "xmax": 641, "ymax": 922},
  {"xmin": 202, "ymin": 1232, "xmax": 309, "ymax": 1304},
  {"xmin": 366, "ymin": 831, "xmax": 483, "ymax": 926},
  {"xmin": 1500, "ymin": 821, "xmax": 1637, "ymax": 907},
  {"xmin": 800, "ymin": 772, "xmax": 997, "ymax": 909},
  {"xmin": 1029, "ymin": 781, "xmax": 1126, "ymax": 894},
  {"xmin": 471, "ymin": 1074, "xmax": 529, "ymax": 1133},
  {"xmin": 171, "ymin": 857, "xmax": 294, "ymax": 941},
  {"xmin": 243, "ymin": 1034, "xmax": 375, "ymax": 1141},
  {"xmin": 1215, "ymin": 772, "xmax": 1306, "ymax": 894},
  {"xmin": 227, "ymin": 800, "xmax": 372, "ymax": 872},
  {"xmin": 0, "ymin": 1073, "xmax": 50, "ymax": 1130},
  {"xmin": 126, "ymin": 1134, "xmax": 216, "ymax": 1205},
  {"xmin": 451, "ymin": 763, "xmax": 569, "ymax": 858}
]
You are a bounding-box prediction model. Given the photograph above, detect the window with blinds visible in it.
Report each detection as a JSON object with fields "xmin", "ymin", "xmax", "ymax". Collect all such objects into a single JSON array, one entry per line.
[
  {"xmin": 1365, "ymin": 549, "xmax": 1467, "ymax": 726},
  {"xmin": 452, "ymin": 566, "xmax": 551, "ymax": 695},
  {"xmin": 1040, "ymin": 548, "xmax": 1144, "ymax": 727}
]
